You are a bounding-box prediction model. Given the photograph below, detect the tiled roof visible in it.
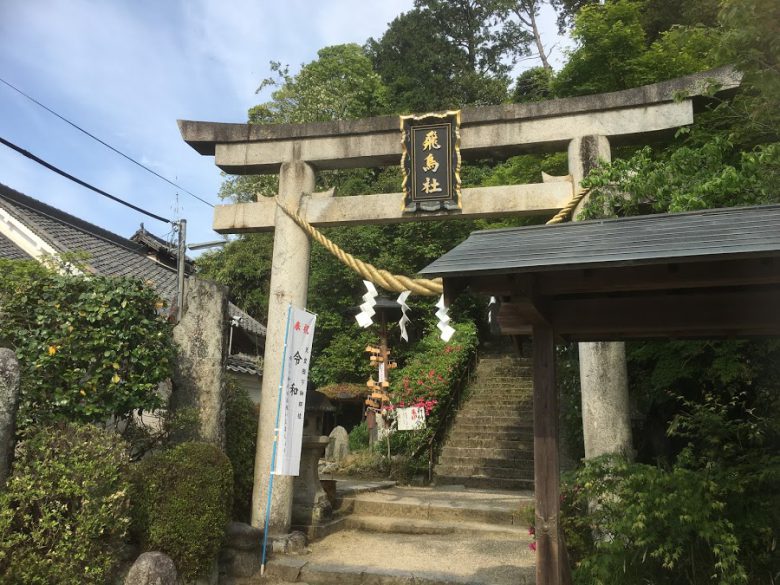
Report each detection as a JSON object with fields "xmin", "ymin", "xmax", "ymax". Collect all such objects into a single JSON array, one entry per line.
[
  {"xmin": 0, "ymin": 183, "xmax": 266, "ymax": 339},
  {"xmin": 129, "ymin": 225, "xmax": 195, "ymax": 269},
  {"xmin": 0, "ymin": 231, "xmax": 27, "ymax": 260},
  {"xmin": 0, "ymin": 183, "xmax": 180, "ymax": 297},
  {"xmin": 421, "ymin": 204, "xmax": 780, "ymax": 277},
  {"xmin": 226, "ymin": 354, "xmax": 261, "ymax": 376}
]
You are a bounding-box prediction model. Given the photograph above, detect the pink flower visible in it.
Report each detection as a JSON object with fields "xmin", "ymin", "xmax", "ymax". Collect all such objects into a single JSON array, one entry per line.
[
  {"xmin": 528, "ymin": 526, "xmax": 535, "ymax": 536},
  {"xmin": 528, "ymin": 541, "xmax": 537, "ymax": 552}
]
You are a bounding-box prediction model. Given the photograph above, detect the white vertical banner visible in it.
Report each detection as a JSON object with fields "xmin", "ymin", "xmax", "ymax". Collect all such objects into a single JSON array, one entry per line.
[{"xmin": 275, "ymin": 306, "xmax": 317, "ymax": 476}]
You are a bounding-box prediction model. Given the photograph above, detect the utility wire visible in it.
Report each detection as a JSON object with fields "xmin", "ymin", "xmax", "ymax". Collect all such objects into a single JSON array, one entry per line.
[
  {"xmin": 0, "ymin": 136, "xmax": 173, "ymax": 225},
  {"xmin": 0, "ymin": 76, "xmax": 214, "ymax": 208}
]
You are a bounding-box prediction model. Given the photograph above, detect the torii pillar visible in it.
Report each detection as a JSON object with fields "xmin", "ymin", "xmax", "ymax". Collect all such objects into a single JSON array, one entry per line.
[
  {"xmin": 256, "ymin": 160, "xmax": 315, "ymax": 533},
  {"xmin": 177, "ymin": 65, "xmax": 740, "ymax": 554},
  {"xmin": 569, "ymin": 136, "xmax": 633, "ymax": 460}
]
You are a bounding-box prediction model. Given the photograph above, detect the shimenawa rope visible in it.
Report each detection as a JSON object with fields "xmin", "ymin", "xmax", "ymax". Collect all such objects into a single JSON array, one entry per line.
[{"xmin": 273, "ymin": 187, "xmax": 589, "ymax": 296}]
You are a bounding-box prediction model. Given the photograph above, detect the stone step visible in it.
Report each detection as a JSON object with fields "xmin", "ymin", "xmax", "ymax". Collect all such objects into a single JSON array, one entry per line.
[
  {"xmin": 433, "ymin": 475, "xmax": 535, "ymax": 491},
  {"xmin": 476, "ymin": 359, "xmax": 531, "ymax": 367},
  {"xmin": 454, "ymin": 414, "xmax": 533, "ymax": 426},
  {"xmin": 450, "ymin": 423, "xmax": 534, "ymax": 436},
  {"xmin": 470, "ymin": 377, "xmax": 531, "ymax": 383},
  {"xmin": 478, "ymin": 357, "xmax": 531, "ymax": 364},
  {"xmin": 472, "ymin": 370, "xmax": 531, "ymax": 376},
  {"xmin": 468, "ymin": 386, "xmax": 533, "ymax": 400},
  {"xmin": 438, "ymin": 455, "xmax": 534, "ymax": 471},
  {"xmin": 466, "ymin": 395, "xmax": 533, "ymax": 403},
  {"xmin": 472, "ymin": 386, "xmax": 529, "ymax": 394},
  {"xmin": 464, "ymin": 402, "xmax": 531, "ymax": 410},
  {"xmin": 445, "ymin": 437, "xmax": 534, "ymax": 450},
  {"xmin": 339, "ymin": 496, "xmax": 518, "ymax": 525},
  {"xmin": 343, "ymin": 514, "xmax": 530, "ymax": 538},
  {"xmin": 447, "ymin": 429, "xmax": 534, "ymax": 443},
  {"xmin": 439, "ymin": 445, "xmax": 534, "ymax": 460},
  {"xmin": 435, "ymin": 463, "xmax": 534, "ymax": 480},
  {"xmin": 436, "ymin": 462, "xmax": 534, "ymax": 480},
  {"xmin": 473, "ymin": 371, "xmax": 532, "ymax": 379},
  {"xmin": 265, "ymin": 531, "xmax": 536, "ymax": 585},
  {"xmin": 469, "ymin": 389, "xmax": 532, "ymax": 398},
  {"xmin": 471, "ymin": 378, "xmax": 531, "ymax": 386},
  {"xmin": 461, "ymin": 405, "xmax": 532, "ymax": 415}
]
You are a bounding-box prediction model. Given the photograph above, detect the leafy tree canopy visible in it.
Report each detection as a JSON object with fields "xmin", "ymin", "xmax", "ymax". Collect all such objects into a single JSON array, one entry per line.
[
  {"xmin": 250, "ymin": 43, "xmax": 390, "ymax": 124},
  {"xmin": 367, "ymin": 0, "xmax": 534, "ymax": 111}
]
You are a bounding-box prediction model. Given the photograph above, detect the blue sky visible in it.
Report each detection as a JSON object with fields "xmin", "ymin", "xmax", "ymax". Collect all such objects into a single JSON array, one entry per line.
[{"xmin": 0, "ymin": 1, "xmax": 568, "ymax": 251}]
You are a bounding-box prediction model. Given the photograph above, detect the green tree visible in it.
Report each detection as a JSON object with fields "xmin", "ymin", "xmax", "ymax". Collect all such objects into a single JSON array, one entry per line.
[
  {"xmin": 414, "ymin": 0, "xmax": 528, "ymax": 75},
  {"xmin": 512, "ymin": 66, "xmax": 554, "ymax": 102},
  {"xmin": 718, "ymin": 0, "xmax": 780, "ymax": 141},
  {"xmin": 251, "ymin": 44, "xmax": 389, "ymax": 124},
  {"xmin": 553, "ymin": 0, "xmax": 723, "ymax": 96},
  {"xmin": 197, "ymin": 234, "xmax": 274, "ymax": 321},
  {"xmin": 510, "ymin": 0, "xmax": 555, "ymax": 71},
  {"xmin": 367, "ymin": 9, "xmax": 485, "ymax": 112},
  {"xmin": 553, "ymin": 1, "xmax": 648, "ymax": 96},
  {"xmin": 368, "ymin": 0, "xmax": 533, "ymax": 111},
  {"xmin": 550, "ymin": 0, "xmax": 719, "ymax": 39},
  {"xmin": 549, "ymin": 0, "xmax": 598, "ymax": 33}
]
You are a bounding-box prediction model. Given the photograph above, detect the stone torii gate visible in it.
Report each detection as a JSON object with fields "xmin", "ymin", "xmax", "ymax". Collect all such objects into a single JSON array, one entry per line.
[{"xmin": 178, "ymin": 66, "xmax": 740, "ymax": 536}]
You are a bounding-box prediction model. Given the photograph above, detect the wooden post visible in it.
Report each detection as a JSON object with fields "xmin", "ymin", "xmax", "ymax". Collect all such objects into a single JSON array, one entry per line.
[{"xmin": 532, "ymin": 324, "xmax": 567, "ymax": 584}]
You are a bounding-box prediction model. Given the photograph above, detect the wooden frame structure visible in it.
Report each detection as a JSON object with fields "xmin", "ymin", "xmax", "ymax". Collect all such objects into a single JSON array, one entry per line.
[{"xmin": 420, "ymin": 204, "xmax": 780, "ymax": 584}]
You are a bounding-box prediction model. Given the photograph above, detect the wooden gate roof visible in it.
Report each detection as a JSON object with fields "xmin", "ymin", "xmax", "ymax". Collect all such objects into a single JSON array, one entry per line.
[{"xmin": 420, "ymin": 205, "xmax": 780, "ymax": 340}]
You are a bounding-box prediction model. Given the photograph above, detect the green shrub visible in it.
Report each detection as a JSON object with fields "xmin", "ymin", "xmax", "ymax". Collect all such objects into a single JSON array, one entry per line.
[
  {"xmin": 131, "ymin": 442, "xmax": 233, "ymax": 581},
  {"xmin": 225, "ymin": 378, "xmax": 258, "ymax": 522},
  {"xmin": 348, "ymin": 421, "xmax": 369, "ymax": 451},
  {"xmin": 565, "ymin": 456, "xmax": 748, "ymax": 585},
  {"xmin": 386, "ymin": 320, "xmax": 478, "ymax": 458},
  {"xmin": 0, "ymin": 259, "xmax": 174, "ymax": 429},
  {"xmin": 0, "ymin": 424, "xmax": 131, "ymax": 585}
]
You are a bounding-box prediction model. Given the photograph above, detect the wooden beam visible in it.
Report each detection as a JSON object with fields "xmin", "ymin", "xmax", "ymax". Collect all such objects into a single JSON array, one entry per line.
[
  {"xmin": 532, "ymin": 324, "xmax": 567, "ymax": 584},
  {"xmin": 213, "ymin": 182, "xmax": 572, "ymax": 233},
  {"xmin": 497, "ymin": 288, "xmax": 780, "ymax": 339},
  {"xmin": 535, "ymin": 258, "xmax": 780, "ymax": 296}
]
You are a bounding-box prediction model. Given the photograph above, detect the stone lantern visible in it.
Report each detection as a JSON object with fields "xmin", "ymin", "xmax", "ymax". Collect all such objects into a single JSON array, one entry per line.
[{"xmin": 291, "ymin": 389, "xmax": 336, "ymax": 536}]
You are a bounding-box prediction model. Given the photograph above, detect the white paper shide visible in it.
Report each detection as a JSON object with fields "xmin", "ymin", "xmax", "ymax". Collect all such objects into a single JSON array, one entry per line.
[{"xmin": 275, "ymin": 307, "xmax": 317, "ymax": 476}]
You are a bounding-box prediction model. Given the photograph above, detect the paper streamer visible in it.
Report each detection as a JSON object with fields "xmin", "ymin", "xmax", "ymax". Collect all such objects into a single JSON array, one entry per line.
[
  {"xmin": 487, "ymin": 296, "xmax": 497, "ymax": 323},
  {"xmin": 435, "ymin": 294, "xmax": 455, "ymax": 342},
  {"xmin": 355, "ymin": 280, "xmax": 378, "ymax": 328},
  {"xmin": 397, "ymin": 290, "xmax": 411, "ymax": 342}
]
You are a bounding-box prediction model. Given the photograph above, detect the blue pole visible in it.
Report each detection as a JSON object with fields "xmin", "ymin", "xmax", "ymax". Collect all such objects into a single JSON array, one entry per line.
[{"xmin": 260, "ymin": 303, "xmax": 292, "ymax": 576}]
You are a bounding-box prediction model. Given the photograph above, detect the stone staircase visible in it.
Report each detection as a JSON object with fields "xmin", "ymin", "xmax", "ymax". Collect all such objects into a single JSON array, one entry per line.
[
  {"xmin": 434, "ymin": 347, "xmax": 535, "ymax": 490},
  {"xmin": 264, "ymin": 485, "xmax": 536, "ymax": 585}
]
